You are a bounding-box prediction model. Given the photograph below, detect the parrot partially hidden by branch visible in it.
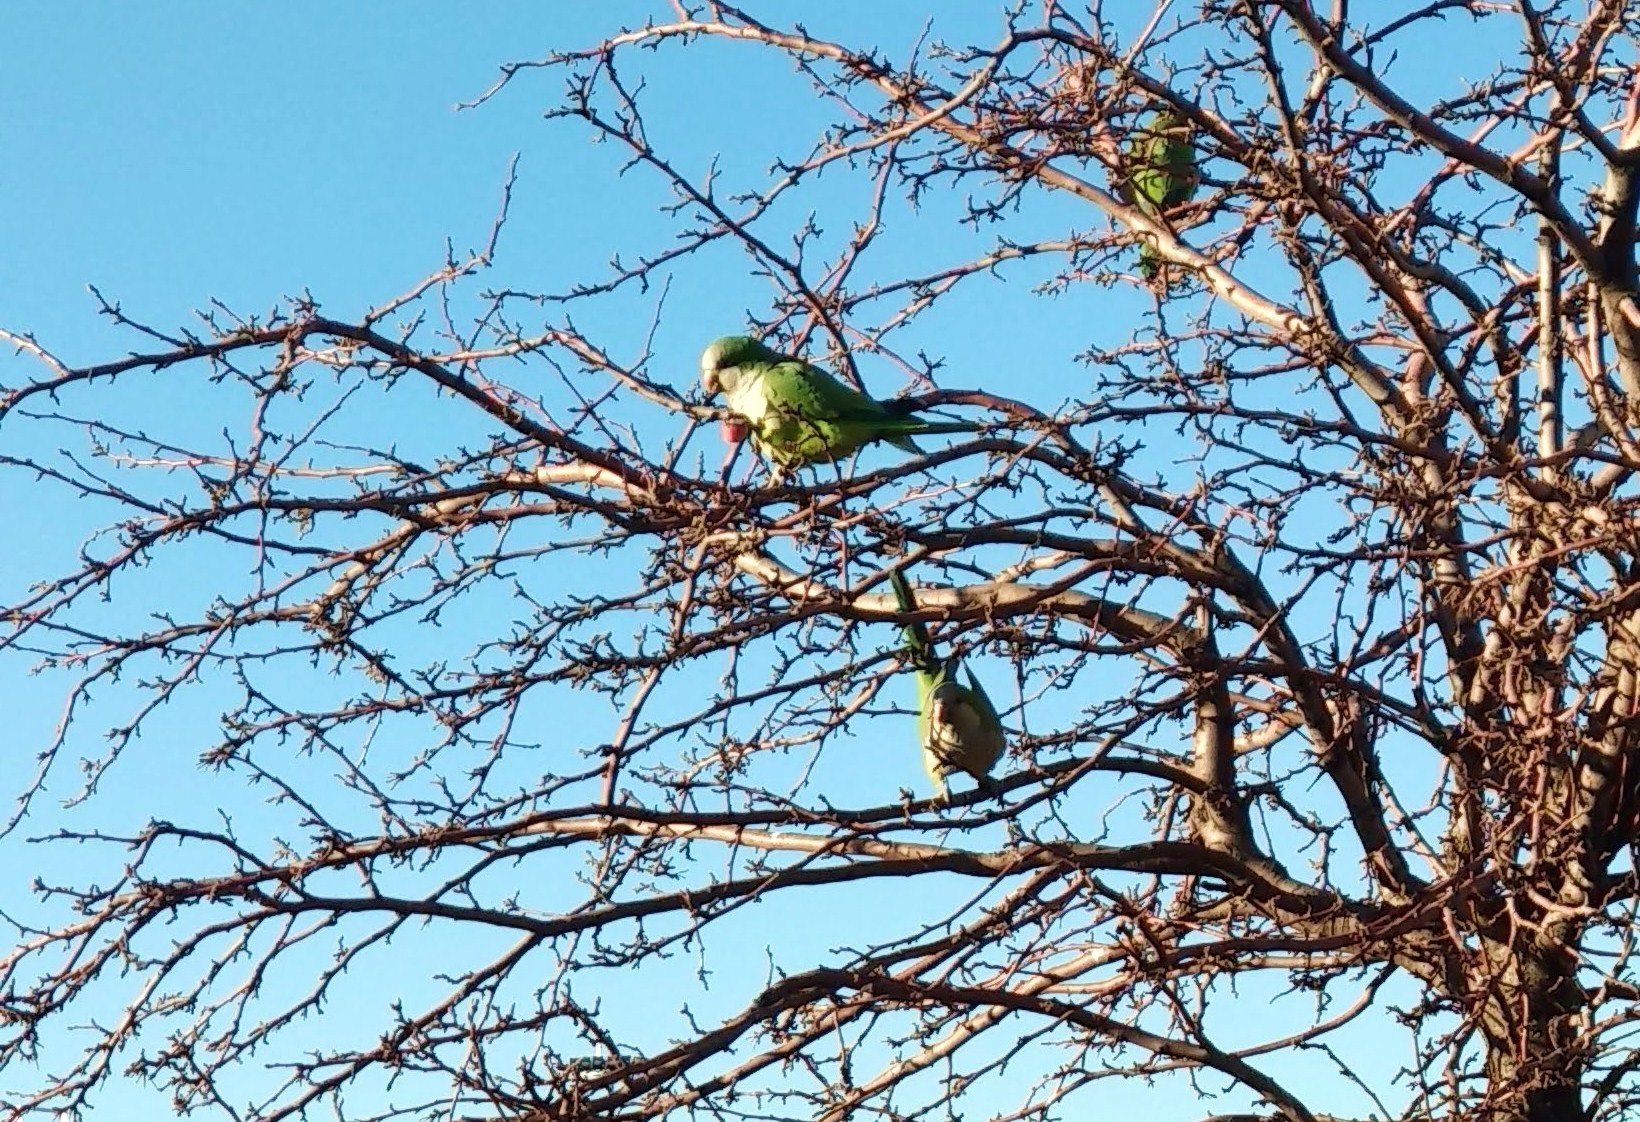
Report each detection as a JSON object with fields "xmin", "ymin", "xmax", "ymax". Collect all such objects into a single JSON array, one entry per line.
[
  {"xmin": 1124, "ymin": 110, "xmax": 1199, "ymax": 284},
  {"xmin": 699, "ymin": 336, "xmax": 970, "ymax": 477},
  {"xmin": 887, "ymin": 569, "xmax": 1005, "ymax": 801}
]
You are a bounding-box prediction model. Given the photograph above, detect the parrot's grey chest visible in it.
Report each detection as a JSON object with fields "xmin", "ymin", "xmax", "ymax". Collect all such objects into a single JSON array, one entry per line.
[{"xmin": 724, "ymin": 368, "xmax": 775, "ymax": 425}]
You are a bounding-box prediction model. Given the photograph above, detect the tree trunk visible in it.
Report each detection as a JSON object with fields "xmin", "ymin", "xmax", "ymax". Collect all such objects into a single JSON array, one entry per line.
[{"xmin": 1482, "ymin": 943, "xmax": 1588, "ymax": 1122}]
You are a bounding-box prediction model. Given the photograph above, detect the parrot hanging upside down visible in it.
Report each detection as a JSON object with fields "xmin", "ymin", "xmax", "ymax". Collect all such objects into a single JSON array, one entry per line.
[
  {"xmin": 1125, "ymin": 110, "xmax": 1199, "ymax": 282},
  {"xmin": 888, "ymin": 569, "xmax": 1005, "ymax": 801},
  {"xmin": 699, "ymin": 335, "xmax": 950, "ymax": 474}
]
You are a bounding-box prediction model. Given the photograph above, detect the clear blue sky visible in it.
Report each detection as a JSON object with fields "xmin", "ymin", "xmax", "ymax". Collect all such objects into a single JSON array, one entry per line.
[
  {"xmin": 0, "ymin": 3, "xmax": 1532, "ymax": 1119},
  {"xmin": 4, "ymin": 7, "xmax": 1143, "ymax": 1118}
]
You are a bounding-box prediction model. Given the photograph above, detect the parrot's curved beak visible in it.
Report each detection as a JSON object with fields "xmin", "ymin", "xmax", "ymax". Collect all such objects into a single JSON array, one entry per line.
[{"xmin": 720, "ymin": 418, "xmax": 748, "ymax": 445}]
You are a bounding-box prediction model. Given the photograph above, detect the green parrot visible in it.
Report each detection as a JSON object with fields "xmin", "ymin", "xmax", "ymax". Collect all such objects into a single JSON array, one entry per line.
[
  {"xmin": 1124, "ymin": 110, "xmax": 1199, "ymax": 282},
  {"xmin": 887, "ymin": 569, "xmax": 1005, "ymax": 801},
  {"xmin": 699, "ymin": 336, "xmax": 945, "ymax": 474}
]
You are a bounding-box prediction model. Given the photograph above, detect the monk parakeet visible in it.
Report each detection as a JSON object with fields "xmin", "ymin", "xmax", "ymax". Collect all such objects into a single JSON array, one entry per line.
[
  {"xmin": 699, "ymin": 336, "xmax": 939, "ymax": 473},
  {"xmin": 888, "ymin": 569, "xmax": 1005, "ymax": 801},
  {"xmin": 1125, "ymin": 111, "xmax": 1198, "ymax": 282}
]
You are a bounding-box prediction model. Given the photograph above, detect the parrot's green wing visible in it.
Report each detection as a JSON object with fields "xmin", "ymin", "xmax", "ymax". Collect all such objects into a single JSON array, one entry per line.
[
  {"xmin": 754, "ymin": 359, "xmax": 926, "ymax": 460},
  {"xmin": 965, "ymin": 664, "xmax": 1003, "ymax": 729},
  {"xmin": 762, "ymin": 359, "xmax": 893, "ymax": 418}
]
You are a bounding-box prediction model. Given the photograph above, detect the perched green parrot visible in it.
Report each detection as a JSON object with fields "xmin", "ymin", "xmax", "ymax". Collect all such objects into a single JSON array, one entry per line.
[
  {"xmin": 1125, "ymin": 110, "xmax": 1199, "ymax": 281},
  {"xmin": 888, "ymin": 569, "xmax": 1005, "ymax": 801},
  {"xmin": 699, "ymin": 336, "xmax": 941, "ymax": 473}
]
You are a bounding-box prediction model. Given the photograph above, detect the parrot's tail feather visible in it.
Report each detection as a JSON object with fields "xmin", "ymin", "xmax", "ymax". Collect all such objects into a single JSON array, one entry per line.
[
  {"xmin": 913, "ymin": 421, "xmax": 981, "ymax": 436},
  {"xmin": 888, "ymin": 568, "xmax": 917, "ymax": 614},
  {"xmin": 887, "ymin": 569, "xmax": 934, "ymax": 662},
  {"xmin": 1139, "ymin": 243, "xmax": 1160, "ymax": 279},
  {"xmin": 889, "ymin": 433, "xmax": 924, "ymax": 454}
]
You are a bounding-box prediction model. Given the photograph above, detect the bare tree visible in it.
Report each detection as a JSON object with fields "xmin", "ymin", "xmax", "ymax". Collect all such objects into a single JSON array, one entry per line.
[{"xmin": 3, "ymin": 2, "xmax": 1640, "ymax": 1121}]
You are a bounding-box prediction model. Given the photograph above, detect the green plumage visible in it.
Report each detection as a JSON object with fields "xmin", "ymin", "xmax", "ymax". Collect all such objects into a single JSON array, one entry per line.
[
  {"xmin": 1125, "ymin": 111, "xmax": 1199, "ymax": 280},
  {"xmin": 888, "ymin": 569, "xmax": 1005, "ymax": 800},
  {"xmin": 699, "ymin": 336, "xmax": 929, "ymax": 469}
]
